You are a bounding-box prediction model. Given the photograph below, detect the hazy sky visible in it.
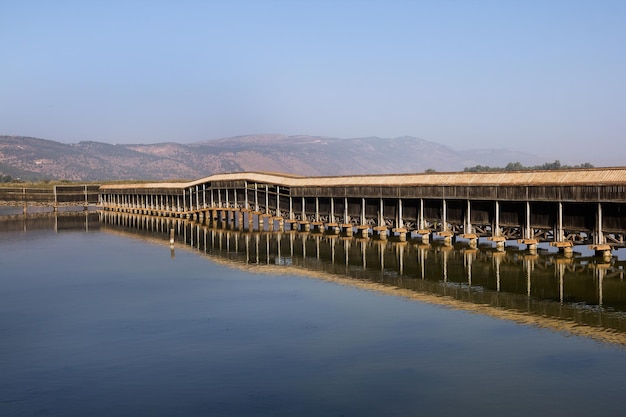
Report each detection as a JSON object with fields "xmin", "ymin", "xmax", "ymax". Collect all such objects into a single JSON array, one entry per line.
[{"xmin": 1, "ymin": 0, "xmax": 624, "ymax": 164}]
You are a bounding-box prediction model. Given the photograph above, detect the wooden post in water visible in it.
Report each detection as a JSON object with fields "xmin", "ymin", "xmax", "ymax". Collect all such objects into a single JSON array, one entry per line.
[
  {"xmin": 170, "ymin": 228, "xmax": 175, "ymax": 245},
  {"xmin": 53, "ymin": 185, "xmax": 58, "ymax": 212}
]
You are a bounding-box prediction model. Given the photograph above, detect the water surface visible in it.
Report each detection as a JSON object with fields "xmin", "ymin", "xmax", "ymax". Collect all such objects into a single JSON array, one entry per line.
[{"xmin": 1, "ymin": 213, "xmax": 626, "ymax": 416}]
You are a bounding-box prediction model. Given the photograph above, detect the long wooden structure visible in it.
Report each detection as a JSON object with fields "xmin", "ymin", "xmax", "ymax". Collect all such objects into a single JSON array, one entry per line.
[{"xmin": 99, "ymin": 168, "xmax": 626, "ymax": 254}]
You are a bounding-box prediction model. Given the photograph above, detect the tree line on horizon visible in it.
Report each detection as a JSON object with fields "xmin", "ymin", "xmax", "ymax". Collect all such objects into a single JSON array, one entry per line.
[{"xmin": 462, "ymin": 160, "xmax": 594, "ymax": 172}]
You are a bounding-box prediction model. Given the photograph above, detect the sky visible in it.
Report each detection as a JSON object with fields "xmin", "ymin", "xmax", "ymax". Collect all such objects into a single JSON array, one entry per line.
[{"xmin": 1, "ymin": 0, "xmax": 625, "ymax": 165}]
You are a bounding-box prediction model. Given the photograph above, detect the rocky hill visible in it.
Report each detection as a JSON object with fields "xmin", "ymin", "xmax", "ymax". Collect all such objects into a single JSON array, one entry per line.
[{"xmin": 0, "ymin": 134, "xmax": 543, "ymax": 181}]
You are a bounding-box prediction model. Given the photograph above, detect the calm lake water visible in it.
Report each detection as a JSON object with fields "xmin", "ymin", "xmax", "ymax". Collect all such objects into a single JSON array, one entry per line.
[{"xmin": 2, "ymin": 212, "xmax": 626, "ymax": 416}]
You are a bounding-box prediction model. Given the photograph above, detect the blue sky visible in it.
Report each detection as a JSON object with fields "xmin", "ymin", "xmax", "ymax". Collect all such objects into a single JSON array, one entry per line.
[{"xmin": 1, "ymin": 0, "xmax": 624, "ymax": 165}]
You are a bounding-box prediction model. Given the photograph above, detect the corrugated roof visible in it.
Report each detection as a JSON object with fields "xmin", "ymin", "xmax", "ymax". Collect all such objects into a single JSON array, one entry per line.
[{"xmin": 100, "ymin": 167, "xmax": 626, "ymax": 190}]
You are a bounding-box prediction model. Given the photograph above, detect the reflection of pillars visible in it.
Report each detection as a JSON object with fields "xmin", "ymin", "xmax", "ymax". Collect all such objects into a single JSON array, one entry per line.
[
  {"xmin": 494, "ymin": 253, "xmax": 502, "ymax": 292},
  {"xmin": 465, "ymin": 250, "xmax": 474, "ymax": 287},
  {"xmin": 290, "ymin": 232, "xmax": 295, "ymax": 257},
  {"xmin": 558, "ymin": 263, "xmax": 565, "ymax": 303},
  {"xmin": 525, "ymin": 258, "xmax": 534, "ymax": 297},
  {"xmin": 379, "ymin": 242, "xmax": 384, "ymax": 272},
  {"xmin": 442, "ymin": 249, "xmax": 448, "ymax": 283},
  {"xmin": 361, "ymin": 240, "xmax": 367, "ymax": 270},
  {"xmin": 255, "ymin": 234, "xmax": 260, "ymax": 264},
  {"xmin": 331, "ymin": 238, "xmax": 336, "ymax": 264},
  {"xmin": 302, "ymin": 234, "xmax": 307, "ymax": 259},
  {"xmin": 316, "ymin": 236, "xmax": 320, "ymax": 260},
  {"xmin": 245, "ymin": 234, "xmax": 250, "ymax": 264},
  {"xmin": 345, "ymin": 239, "xmax": 350, "ymax": 269},
  {"xmin": 596, "ymin": 268, "xmax": 605, "ymax": 307},
  {"xmin": 266, "ymin": 236, "xmax": 270, "ymax": 265},
  {"xmin": 418, "ymin": 246, "xmax": 426, "ymax": 279},
  {"xmin": 398, "ymin": 244, "xmax": 404, "ymax": 275}
]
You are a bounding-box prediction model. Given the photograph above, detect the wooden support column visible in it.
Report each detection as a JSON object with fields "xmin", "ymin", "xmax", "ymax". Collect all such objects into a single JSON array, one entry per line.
[
  {"xmin": 596, "ymin": 202, "xmax": 604, "ymax": 245},
  {"xmin": 494, "ymin": 200, "xmax": 500, "ymax": 237},
  {"xmin": 465, "ymin": 200, "xmax": 472, "ymax": 234},
  {"xmin": 442, "ymin": 199, "xmax": 447, "ymax": 232},
  {"xmin": 361, "ymin": 198, "xmax": 366, "ymax": 226},
  {"xmin": 374, "ymin": 198, "xmax": 387, "ymax": 240},
  {"xmin": 315, "ymin": 197, "xmax": 319, "ymax": 222},
  {"xmin": 556, "ymin": 202, "xmax": 564, "ymax": 242},
  {"xmin": 525, "ymin": 201, "xmax": 532, "ymax": 239}
]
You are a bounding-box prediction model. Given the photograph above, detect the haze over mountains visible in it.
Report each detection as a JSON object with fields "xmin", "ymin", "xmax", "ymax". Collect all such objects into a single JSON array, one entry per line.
[{"xmin": 0, "ymin": 134, "xmax": 549, "ymax": 181}]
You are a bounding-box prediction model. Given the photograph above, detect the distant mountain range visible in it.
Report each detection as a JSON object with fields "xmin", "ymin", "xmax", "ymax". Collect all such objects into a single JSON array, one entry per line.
[{"xmin": 0, "ymin": 134, "xmax": 546, "ymax": 181}]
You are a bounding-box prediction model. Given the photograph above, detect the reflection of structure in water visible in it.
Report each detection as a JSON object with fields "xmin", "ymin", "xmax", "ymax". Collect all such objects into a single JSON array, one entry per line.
[
  {"xmin": 0, "ymin": 211, "xmax": 100, "ymax": 233},
  {"xmin": 100, "ymin": 211, "xmax": 626, "ymax": 346}
]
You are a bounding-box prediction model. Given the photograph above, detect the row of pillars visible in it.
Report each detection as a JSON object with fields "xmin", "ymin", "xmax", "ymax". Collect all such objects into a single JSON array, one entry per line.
[{"xmin": 102, "ymin": 189, "xmax": 613, "ymax": 257}]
